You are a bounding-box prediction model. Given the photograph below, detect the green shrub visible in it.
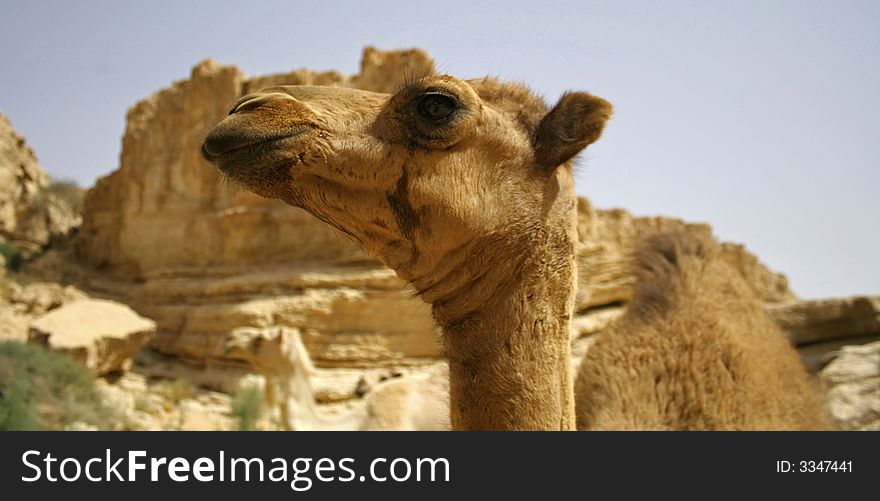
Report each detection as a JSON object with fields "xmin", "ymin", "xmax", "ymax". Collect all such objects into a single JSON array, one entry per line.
[
  {"xmin": 0, "ymin": 341, "xmax": 115, "ymax": 430},
  {"xmin": 0, "ymin": 242, "xmax": 22, "ymax": 272},
  {"xmin": 33, "ymin": 179, "xmax": 85, "ymax": 216},
  {"xmin": 154, "ymin": 379, "xmax": 197, "ymax": 405},
  {"xmin": 0, "ymin": 379, "xmax": 38, "ymax": 430},
  {"xmin": 231, "ymin": 383, "xmax": 265, "ymax": 431},
  {"xmin": 133, "ymin": 395, "xmax": 153, "ymax": 413}
]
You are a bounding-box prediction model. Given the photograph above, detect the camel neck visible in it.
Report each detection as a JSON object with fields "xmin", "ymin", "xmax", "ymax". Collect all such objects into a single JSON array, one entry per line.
[
  {"xmin": 428, "ymin": 226, "xmax": 577, "ymax": 430},
  {"xmin": 283, "ymin": 371, "xmax": 364, "ymax": 431}
]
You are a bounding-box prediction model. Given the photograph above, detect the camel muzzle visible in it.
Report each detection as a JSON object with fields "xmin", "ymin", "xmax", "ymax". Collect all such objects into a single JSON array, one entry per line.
[{"xmin": 201, "ymin": 122, "xmax": 309, "ymax": 158}]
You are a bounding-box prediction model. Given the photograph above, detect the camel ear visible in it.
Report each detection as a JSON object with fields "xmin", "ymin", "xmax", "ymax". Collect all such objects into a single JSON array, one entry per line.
[{"xmin": 533, "ymin": 92, "xmax": 613, "ymax": 169}]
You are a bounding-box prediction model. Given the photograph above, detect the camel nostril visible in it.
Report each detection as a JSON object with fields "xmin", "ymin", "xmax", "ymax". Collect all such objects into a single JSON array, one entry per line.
[
  {"xmin": 229, "ymin": 96, "xmax": 259, "ymax": 115},
  {"xmin": 201, "ymin": 142, "xmax": 214, "ymax": 160},
  {"xmin": 227, "ymin": 95, "xmax": 263, "ymax": 115},
  {"xmin": 228, "ymin": 92, "xmax": 293, "ymax": 115}
]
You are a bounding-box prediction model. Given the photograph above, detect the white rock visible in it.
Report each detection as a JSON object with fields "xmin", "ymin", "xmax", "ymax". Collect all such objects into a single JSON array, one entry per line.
[
  {"xmin": 820, "ymin": 341, "xmax": 880, "ymax": 430},
  {"xmin": 29, "ymin": 299, "xmax": 156, "ymax": 375}
]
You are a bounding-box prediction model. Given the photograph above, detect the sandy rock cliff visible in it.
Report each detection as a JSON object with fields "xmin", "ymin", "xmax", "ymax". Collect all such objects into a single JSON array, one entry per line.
[
  {"xmin": 0, "ymin": 113, "xmax": 81, "ymax": 254},
  {"xmin": 0, "ymin": 113, "xmax": 49, "ymax": 250},
  {"xmin": 74, "ymin": 49, "xmax": 439, "ymax": 278}
]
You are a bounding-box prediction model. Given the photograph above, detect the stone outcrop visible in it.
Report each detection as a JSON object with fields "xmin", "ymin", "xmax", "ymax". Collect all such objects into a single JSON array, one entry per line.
[
  {"xmin": 0, "ymin": 112, "xmax": 49, "ymax": 249},
  {"xmin": 0, "ymin": 306, "xmax": 29, "ymax": 343},
  {"xmin": 767, "ymin": 296, "xmax": 880, "ymax": 371},
  {"xmin": 0, "ymin": 113, "xmax": 82, "ymax": 254},
  {"xmin": 352, "ymin": 47, "xmax": 435, "ymax": 93},
  {"xmin": 768, "ymin": 296, "xmax": 880, "ymax": 345},
  {"xmin": 15, "ymin": 182, "xmax": 83, "ymax": 251},
  {"xmin": 74, "ymin": 48, "xmax": 437, "ymax": 280},
  {"xmin": 28, "ymin": 299, "xmax": 157, "ymax": 375},
  {"xmin": 0, "ymin": 280, "xmax": 88, "ymax": 342},
  {"xmin": 820, "ymin": 341, "xmax": 880, "ymax": 430},
  {"xmin": 11, "ymin": 281, "xmax": 89, "ymax": 316}
]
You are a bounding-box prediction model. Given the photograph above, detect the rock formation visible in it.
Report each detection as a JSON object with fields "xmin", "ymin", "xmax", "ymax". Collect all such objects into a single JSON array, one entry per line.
[
  {"xmin": 0, "ymin": 113, "xmax": 81, "ymax": 254},
  {"xmin": 0, "ymin": 112, "xmax": 49, "ymax": 248},
  {"xmin": 28, "ymin": 299, "xmax": 157, "ymax": 375},
  {"xmin": 74, "ymin": 49, "xmax": 436, "ymax": 279},
  {"xmin": 819, "ymin": 341, "xmax": 880, "ymax": 430},
  {"xmin": 767, "ymin": 296, "xmax": 880, "ymax": 371},
  {"xmin": 0, "ymin": 281, "xmax": 88, "ymax": 342}
]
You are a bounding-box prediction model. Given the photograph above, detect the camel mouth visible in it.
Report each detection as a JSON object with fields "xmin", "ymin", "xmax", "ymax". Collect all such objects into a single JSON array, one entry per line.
[
  {"xmin": 201, "ymin": 129, "xmax": 310, "ymax": 159},
  {"xmin": 201, "ymin": 128, "xmax": 316, "ymax": 196},
  {"xmin": 200, "ymin": 129, "xmax": 315, "ymax": 200}
]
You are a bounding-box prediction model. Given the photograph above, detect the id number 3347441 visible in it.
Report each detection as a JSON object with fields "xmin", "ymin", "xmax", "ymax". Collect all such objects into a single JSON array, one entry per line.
[{"xmin": 776, "ymin": 460, "xmax": 852, "ymax": 473}]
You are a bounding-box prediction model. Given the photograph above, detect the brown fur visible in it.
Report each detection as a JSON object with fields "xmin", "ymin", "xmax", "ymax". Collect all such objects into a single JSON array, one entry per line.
[
  {"xmin": 203, "ymin": 70, "xmax": 612, "ymax": 430},
  {"xmin": 575, "ymin": 231, "xmax": 830, "ymax": 430}
]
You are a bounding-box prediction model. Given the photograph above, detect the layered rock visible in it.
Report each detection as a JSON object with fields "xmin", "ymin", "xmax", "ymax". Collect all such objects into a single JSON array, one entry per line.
[
  {"xmin": 819, "ymin": 341, "xmax": 880, "ymax": 430},
  {"xmin": 76, "ymin": 202, "xmax": 794, "ymax": 374},
  {"xmin": 768, "ymin": 296, "xmax": 880, "ymax": 345},
  {"xmin": 0, "ymin": 112, "xmax": 49, "ymax": 249},
  {"xmin": 110, "ymin": 266, "xmax": 440, "ymax": 369},
  {"xmin": 0, "ymin": 113, "xmax": 81, "ymax": 254},
  {"xmin": 0, "ymin": 280, "xmax": 88, "ymax": 342},
  {"xmin": 0, "ymin": 306, "xmax": 29, "ymax": 343},
  {"xmin": 11, "ymin": 281, "xmax": 89, "ymax": 316},
  {"xmin": 28, "ymin": 299, "xmax": 157, "ymax": 375},
  {"xmin": 768, "ymin": 296, "xmax": 880, "ymax": 371}
]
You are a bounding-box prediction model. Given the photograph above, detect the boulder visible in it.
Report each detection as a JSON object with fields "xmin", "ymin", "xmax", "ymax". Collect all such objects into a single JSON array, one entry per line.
[
  {"xmin": 28, "ymin": 299, "xmax": 157, "ymax": 375},
  {"xmin": 0, "ymin": 305, "xmax": 30, "ymax": 342},
  {"xmin": 820, "ymin": 341, "xmax": 880, "ymax": 431},
  {"xmin": 11, "ymin": 281, "xmax": 88, "ymax": 316}
]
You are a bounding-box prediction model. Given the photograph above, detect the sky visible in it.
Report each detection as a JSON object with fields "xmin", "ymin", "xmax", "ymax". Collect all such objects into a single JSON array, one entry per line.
[{"xmin": 0, "ymin": 0, "xmax": 877, "ymax": 299}]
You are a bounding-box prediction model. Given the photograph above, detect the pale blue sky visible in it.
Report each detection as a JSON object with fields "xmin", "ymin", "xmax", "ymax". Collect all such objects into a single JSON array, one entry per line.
[{"xmin": 0, "ymin": 0, "xmax": 877, "ymax": 299}]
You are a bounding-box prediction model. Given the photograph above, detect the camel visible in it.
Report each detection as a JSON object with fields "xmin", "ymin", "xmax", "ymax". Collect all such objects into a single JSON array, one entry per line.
[
  {"xmin": 575, "ymin": 231, "xmax": 830, "ymax": 430},
  {"xmin": 202, "ymin": 71, "xmax": 611, "ymax": 430},
  {"xmin": 224, "ymin": 326, "xmax": 449, "ymax": 430}
]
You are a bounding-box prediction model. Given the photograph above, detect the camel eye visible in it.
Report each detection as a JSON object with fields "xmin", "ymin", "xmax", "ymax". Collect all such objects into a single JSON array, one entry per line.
[{"xmin": 417, "ymin": 92, "xmax": 458, "ymax": 122}]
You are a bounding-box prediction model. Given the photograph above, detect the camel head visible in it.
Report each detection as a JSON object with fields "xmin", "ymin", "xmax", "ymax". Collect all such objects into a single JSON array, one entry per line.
[
  {"xmin": 224, "ymin": 327, "xmax": 315, "ymax": 376},
  {"xmin": 203, "ymin": 75, "xmax": 612, "ymax": 299}
]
